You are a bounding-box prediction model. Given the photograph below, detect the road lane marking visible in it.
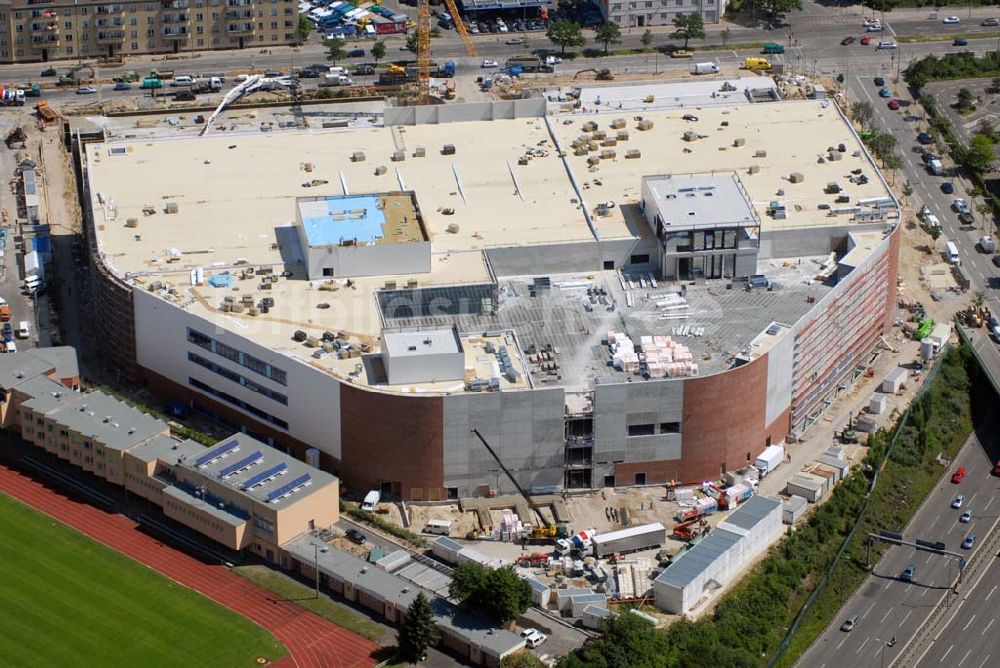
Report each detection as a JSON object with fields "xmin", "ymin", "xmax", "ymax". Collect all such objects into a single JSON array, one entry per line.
[
  {"xmin": 856, "ymin": 637, "xmax": 870, "ymax": 655},
  {"xmin": 987, "ymin": 585, "xmax": 998, "ymax": 601},
  {"xmin": 941, "ymin": 644, "xmax": 954, "ymax": 662},
  {"xmin": 863, "ymin": 600, "xmax": 878, "ymax": 618},
  {"xmin": 963, "ymin": 614, "xmax": 977, "ymax": 631},
  {"xmin": 985, "ymin": 497, "xmax": 994, "ymax": 511},
  {"xmin": 921, "ymin": 587, "xmax": 929, "ymax": 597},
  {"xmin": 977, "ymin": 655, "xmax": 990, "ymax": 668},
  {"xmin": 959, "ymin": 649, "xmax": 973, "ymax": 666},
  {"xmin": 900, "ymin": 609, "xmax": 912, "ymax": 627},
  {"xmin": 928, "ymin": 516, "xmax": 940, "ymax": 530},
  {"xmin": 881, "ymin": 607, "xmax": 894, "ymax": 624},
  {"xmin": 836, "ymin": 636, "xmax": 848, "ymax": 651},
  {"xmin": 983, "ymin": 618, "xmax": 995, "ymax": 635}
]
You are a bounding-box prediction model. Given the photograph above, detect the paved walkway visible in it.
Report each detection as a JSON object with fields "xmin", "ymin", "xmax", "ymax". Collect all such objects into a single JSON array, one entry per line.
[{"xmin": 0, "ymin": 463, "xmax": 379, "ymax": 668}]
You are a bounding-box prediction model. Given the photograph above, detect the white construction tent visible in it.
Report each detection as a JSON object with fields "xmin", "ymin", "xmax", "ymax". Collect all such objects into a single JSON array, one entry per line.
[{"xmin": 654, "ymin": 495, "xmax": 782, "ymax": 614}]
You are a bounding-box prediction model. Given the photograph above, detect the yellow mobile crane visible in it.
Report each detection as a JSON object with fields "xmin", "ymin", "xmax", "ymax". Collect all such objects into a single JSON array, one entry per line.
[{"xmin": 416, "ymin": 0, "xmax": 477, "ymax": 103}]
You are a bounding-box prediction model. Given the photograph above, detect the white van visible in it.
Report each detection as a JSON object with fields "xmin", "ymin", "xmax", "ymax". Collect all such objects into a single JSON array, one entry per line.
[
  {"xmin": 946, "ymin": 241, "xmax": 960, "ymax": 264},
  {"xmin": 423, "ymin": 519, "xmax": 453, "ymax": 535},
  {"xmin": 172, "ymin": 75, "xmax": 195, "ymax": 86},
  {"xmin": 4, "ymin": 340, "xmax": 16, "ymax": 353},
  {"xmin": 24, "ymin": 275, "xmax": 43, "ymax": 294},
  {"xmin": 361, "ymin": 490, "xmax": 380, "ymax": 511},
  {"xmin": 16, "ymin": 321, "xmax": 30, "ymax": 339}
]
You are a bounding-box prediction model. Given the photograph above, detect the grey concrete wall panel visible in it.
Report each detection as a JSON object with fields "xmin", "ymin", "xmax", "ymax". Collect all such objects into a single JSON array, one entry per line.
[
  {"xmin": 486, "ymin": 238, "xmax": 641, "ymax": 276},
  {"xmin": 593, "ymin": 379, "xmax": 685, "ymax": 465},
  {"xmin": 759, "ymin": 224, "xmax": 884, "ymax": 261},
  {"xmin": 765, "ymin": 331, "xmax": 794, "ymax": 427},
  {"xmin": 384, "ymin": 99, "xmax": 547, "ymax": 126},
  {"xmin": 443, "ymin": 387, "xmax": 564, "ymax": 496}
]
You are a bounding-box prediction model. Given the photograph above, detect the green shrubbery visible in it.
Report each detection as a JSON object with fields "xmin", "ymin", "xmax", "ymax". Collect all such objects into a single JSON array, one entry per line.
[{"xmin": 339, "ymin": 501, "xmax": 428, "ymax": 548}]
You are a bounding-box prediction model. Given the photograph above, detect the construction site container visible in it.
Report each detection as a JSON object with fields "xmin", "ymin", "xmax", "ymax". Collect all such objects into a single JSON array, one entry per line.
[
  {"xmin": 556, "ymin": 588, "xmax": 593, "ymax": 612},
  {"xmin": 786, "ymin": 472, "xmax": 825, "ymax": 503},
  {"xmin": 881, "ymin": 367, "xmax": 907, "ymax": 394},
  {"xmin": 818, "ymin": 455, "xmax": 850, "ymax": 479},
  {"xmin": 592, "ymin": 522, "xmax": 666, "ymax": 558},
  {"xmin": 783, "ymin": 496, "xmax": 807, "ymax": 524},
  {"xmin": 869, "ymin": 392, "xmax": 888, "ymax": 414},
  {"xmin": 570, "ymin": 593, "xmax": 607, "ymax": 617},
  {"xmin": 755, "ymin": 444, "xmax": 785, "ymax": 477},
  {"xmin": 582, "ymin": 605, "xmax": 616, "ymax": 630},
  {"xmin": 431, "ymin": 536, "xmax": 463, "ymax": 564},
  {"xmin": 423, "ymin": 519, "xmax": 453, "ymax": 535},
  {"xmin": 526, "ymin": 577, "xmax": 550, "ymax": 607},
  {"xmin": 856, "ymin": 414, "xmax": 878, "ymax": 433}
]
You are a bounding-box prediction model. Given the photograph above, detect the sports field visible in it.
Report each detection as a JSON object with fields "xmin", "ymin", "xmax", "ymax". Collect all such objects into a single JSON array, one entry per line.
[{"xmin": 0, "ymin": 493, "xmax": 287, "ymax": 667}]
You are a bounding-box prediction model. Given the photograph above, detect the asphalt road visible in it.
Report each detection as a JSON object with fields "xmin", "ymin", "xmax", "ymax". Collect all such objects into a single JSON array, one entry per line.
[
  {"xmin": 796, "ymin": 417, "xmax": 1000, "ymax": 668},
  {"xmin": 916, "ymin": 558, "xmax": 1000, "ymax": 667}
]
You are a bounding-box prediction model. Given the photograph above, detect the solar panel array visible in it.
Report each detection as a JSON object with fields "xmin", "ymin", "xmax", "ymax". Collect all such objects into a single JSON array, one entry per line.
[
  {"xmin": 241, "ymin": 462, "xmax": 287, "ymax": 490},
  {"xmin": 218, "ymin": 450, "xmax": 263, "ymax": 478},
  {"xmin": 194, "ymin": 439, "xmax": 240, "ymax": 468},
  {"xmin": 265, "ymin": 474, "xmax": 311, "ymax": 503}
]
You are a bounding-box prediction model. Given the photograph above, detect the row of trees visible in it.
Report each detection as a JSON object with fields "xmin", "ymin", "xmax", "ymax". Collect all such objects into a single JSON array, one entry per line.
[{"xmin": 547, "ymin": 14, "xmax": 707, "ymax": 56}]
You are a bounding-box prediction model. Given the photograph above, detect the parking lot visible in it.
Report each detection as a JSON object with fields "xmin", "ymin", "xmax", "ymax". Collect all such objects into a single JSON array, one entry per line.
[{"xmin": 926, "ymin": 78, "xmax": 1000, "ymax": 164}]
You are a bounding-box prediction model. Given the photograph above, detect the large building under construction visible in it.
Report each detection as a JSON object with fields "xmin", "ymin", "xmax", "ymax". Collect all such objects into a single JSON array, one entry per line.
[{"xmin": 79, "ymin": 91, "xmax": 900, "ymax": 500}]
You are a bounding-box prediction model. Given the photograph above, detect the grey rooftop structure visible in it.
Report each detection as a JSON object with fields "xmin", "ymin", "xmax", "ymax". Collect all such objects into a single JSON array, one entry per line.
[
  {"xmin": 717, "ymin": 494, "xmax": 782, "ymax": 533},
  {"xmin": 0, "ymin": 350, "xmax": 61, "ymax": 391},
  {"xmin": 382, "ymin": 326, "xmax": 463, "ymax": 358},
  {"xmin": 287, "ymin": 534, "xmax": 525, "ymax": 661},
  {"xmin": 175, "ymin": 432, "xmax": 338, "ymax": 511},
  {"xmin": 129, "ymin": 433, "xmax": 205, "ymax": 464},
  {"xmin": 16, "ymin": 375, "xmax": 79, "ymax": 414},
  {"xmin": 654, "ymin": 527, "xmax": 743, "ymax": 590},
  {"xmin": 641, "ymin": 174, "xmax": 758, "ymax": 231},
  {"xmin": 44, "ymin": 391, "xmax": 168, "ymax": 452}
]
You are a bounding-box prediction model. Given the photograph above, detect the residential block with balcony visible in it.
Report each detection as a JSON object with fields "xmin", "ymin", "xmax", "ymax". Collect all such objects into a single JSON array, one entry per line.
[{"xmin": 0, "ymin": 0, "xmax": 297, "ymax": 63}]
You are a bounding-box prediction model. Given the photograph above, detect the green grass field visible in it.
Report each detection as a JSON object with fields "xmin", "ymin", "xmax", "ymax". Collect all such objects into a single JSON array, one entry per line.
[{"xmin": 0, "ymin": 493, "xmax": 286, "ymax": 667}]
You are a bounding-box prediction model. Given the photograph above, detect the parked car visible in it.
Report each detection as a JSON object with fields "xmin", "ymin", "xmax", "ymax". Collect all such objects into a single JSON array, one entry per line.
[
  {"xmin": 877, "ymin": 41, "xmax": 898, "ymax": 50},
  {"xmin": 347, "ymin": 48, "xmax": 365, "ymax": 58},
  {"xmin": 481, "ymin": 59, "xmax": 499, "ymax": 68},
  {"xmin": 353, "ymin": 64, "xmax": 375, "ymax": 76},
  {"xmin": 861, "ymin": 36, "xmax": 872, "ymax": 45},
  {"xmin": 841, "ymin": 36, "xmax": 856, "ymax": 45},
  {"xmin": 983, "ymin": 17, "xmax": 1000, "ymax": 26},
  {"xmin": 521, "ymin": 628, "xmax": 547, "ymax": 649},
  {"xmin": 951, "ymin": 466, "xmax": 967, "ymax": 483},
  {"xmin": 874, "ymin": 76, "xmax": 885, "ymax": 86},
  {"xmin": 840, "ymin": 615, "xmax": 859, "ymax": 632},
  {"xmin": 888, "ymin": 99, "xmax": 900, "ymax": 110},
  {"xmin": 345, "ymin": 529, "xmax": 367, "ymax": 544},
  {"xmin": 76, "ymin": 86, "xmax": 97, "ymax": 95},
  {"xmin": 952, "ymin": 494, "xmax": 965, "ymax": 509},
  {"xmin": 505, "ymin": 37, "xmax": 525, "ymax": 45},
  {"xmin": 682, "ymin": 114, "xmax": 699, "ymax": 121},
  {"xmin": 900, "ymin": 564, "xmax": 916, "ymax": 582},
  {"xmin": 962, "ymin": 534, "xmax": 976, "ymax": 549},
  {"xmin": 879, "ymin": 87, "xmax": 891, "ymax": 98},
  {"xmin": 952, "ymin": 198, "xmax": 971, "ymax": 215},
  {"xmin": 941, "ymin": 182, "xmax": 955, "ymax": 194},
  {"xmin": 943, "ymin": 16, "xmax": 960, "ymax": 24},
  {"xmin": 953, "ymin": 38, "xmax": 968, "ymax": 46},
  {"xmin": 960, "ymin": 510, "xmax": 973, "ymax": 523},
  {"xmin": 40, "ymin": 67, "xmax": 57, "ymax": 77},
  {"xmin": 113, "ymin": 82, "xmax": 132, "ymax": 91},
  {"xmin": 866, "ymin": 23, "xmax": 884, "ymax": 32},
  {"xmin": 917, "ymin": 132, "xmax": 933, "ymax": 145}
]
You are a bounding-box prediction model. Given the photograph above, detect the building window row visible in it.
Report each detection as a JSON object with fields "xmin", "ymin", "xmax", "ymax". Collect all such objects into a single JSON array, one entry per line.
[
  {"xmin": 165, "ymin": 498, "xmax": 229, "ymax": 534},
  {"xmin": 187, "ymin": 327, "xmax": 287, "ymax": 385},
  {"xmin": 188, "ymin": 377, "xmax": 289, "ymax": 430},
  {"xmin": 188, "ymin": 352, "xmax": 288, "ymax": 405},
  {"xmin": 253, "ymin": 516, "xmax": 274, "ymax": 535}
]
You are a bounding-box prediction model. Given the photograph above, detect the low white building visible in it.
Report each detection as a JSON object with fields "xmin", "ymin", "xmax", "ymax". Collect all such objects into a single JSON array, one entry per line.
[
  {"xmin": 599, "ymin": 0, "xmax": 728, "ymax": 28},
  {"xmin": 654, "ymin": 495, "xmax": 782, "ymax": 614}
]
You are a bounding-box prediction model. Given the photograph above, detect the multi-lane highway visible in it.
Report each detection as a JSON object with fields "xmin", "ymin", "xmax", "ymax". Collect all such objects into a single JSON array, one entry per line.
[
  {"xmin": 797, "ymin": 417, "xmax": 999, "ymax": 668},
  {"xmin": 916, "ymin": 558, "xmax": 1000, "ymax": 667}
]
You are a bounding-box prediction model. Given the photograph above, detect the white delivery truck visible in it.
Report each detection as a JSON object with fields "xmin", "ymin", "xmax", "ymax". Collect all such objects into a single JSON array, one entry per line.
[
  {"xmin": 423, "ymin": 519, "xmax": 453, "ymax": 535},
  {"xmin": 692, "ymin": 62, "xmax": 720, "ymax": 75},
  {"xmin": 928, "ymin": 159, "xmax": 945, "ymax": 176},
  {"xmin": 946, "ymin": 241, "xmax": 960, "ymax": 264},
  {"xmin": 361, "ymin": 490, "xmax": 380, "ymax": 511},
  {"xmin": 591, "ymin": 523, "xmax": 666, "ymax": 558},
  {"xmin": 755, "ymin": 444, "xmax": 785, "ymax": 477}
]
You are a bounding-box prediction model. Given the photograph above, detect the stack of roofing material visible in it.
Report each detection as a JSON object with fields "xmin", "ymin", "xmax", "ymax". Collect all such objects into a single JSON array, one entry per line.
[
  {"xmin": 608, "ymin": 331, "xmax": 640, "ymax": 373},
  {"xmin": 616, "ymin": 563, "xmax": 635, "ymax": 599},
  {"xmin": 641, "ymin": 334, "xmax": 698, "ymax": 378},
  {"xmin": 499, "ymin": 509, "xmax": 528, "ymax": 542}
]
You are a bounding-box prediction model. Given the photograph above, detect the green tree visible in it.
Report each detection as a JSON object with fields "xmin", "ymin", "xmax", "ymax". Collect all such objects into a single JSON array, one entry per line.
[
  {"xmin": 547, "ymin": 19, "xmax": 586, "ymax": 56},
  {"xmin": 502, "ymin": 652, "xmax": 546, "ymax": 668},
  {"xmin": 957, "ymin": 87, "xmax": 975, "ymax": 113},
  {"xmin": 640, "ymin": 28, "xmax": 653, "ymax": 52},
  {"xmin": 406, "ymin": 31, "xmax": 418, "ymax": 53},
  {"xmin": 398, "ymin": 592, "xmax": 439, "ymax": 663},
  {"xmin": 964, "ymin": 133, "xmax": 995, "ymax": 173},
  {"xmin": 449, "ymin": 563, "xmax": 531, "ymax": 625},
  {"xmin": 297, "ymin": 14, "xmax": 312, "ymax": 44},
  {"xmin": 371, "ymin": 39, "xmax": 386, "ymax": 65},
  {"xmin": 720, "ymin": 27, "xmax": 731, "ymax": 49},
  {"xmin": 850, "ymin": 100, "xmax": 875, "ymax": 130},
  {"xmin": 324, "ymin": 38, "xmax": 347, "ymax": 65},
  {"xmin": 558, "ymin": 613, "xmax": 674, "ymax": 668},
  {"xmin": 594, "ymin": 22, "xmax": 621, "ymax": 55},
  {"xmin": 671, "ymin": 13, "xmax": 705, "ymax": 50}
]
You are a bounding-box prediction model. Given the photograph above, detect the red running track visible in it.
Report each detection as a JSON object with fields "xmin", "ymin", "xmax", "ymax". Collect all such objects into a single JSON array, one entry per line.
[{"xmin": 0, "ymin": 464, "xmax": 379, "ymax": 668}]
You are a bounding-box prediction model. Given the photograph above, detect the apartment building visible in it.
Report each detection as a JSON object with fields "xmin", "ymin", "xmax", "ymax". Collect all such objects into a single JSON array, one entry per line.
[
  {"xmin": 599, "ymin": 0, "xmax": 727, "ymax": 29},
  {"xmin": 0, "ymin": 0, "xmax": 299, "ymax": 64},
  {"xmin": 0, "ymin": 347, "xmax": 339, "ymax": 563}
]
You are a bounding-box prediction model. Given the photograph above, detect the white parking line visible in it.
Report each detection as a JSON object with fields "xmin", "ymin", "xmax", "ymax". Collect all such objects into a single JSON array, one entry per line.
[
  {"xmin": 928, "ymin": 516, "xmax": 940, "ymax": 530},
  {"xmin": 921, "ymin": 587, "xmax": 930, "ymax": 598},
  {"xmin": 963, "ymin": 614, "xmax": 977, "ymax": 631},
  {"xmin": 977, "ymin": 655, "xmax": 991, "ymax": 668},
  {"xmin": 863, "ymin": 600, "xmax": 878, "ymax": 618},
  {"xmin": 900, "ymin": 609, "xmax": 913, "ymax": 627},
  {"xmin": 959, "ymin": 649, "xmax": 973, "ymax": 666},
  {"xmin": 836, "ymin": 636, "xmax": 848, "ymax": 651},
  {"xmin": 987, "ymin": 585, "xmax": 998, "ymax": 601},
  {"xmin": 941, "ymin": 644, "xmax": 954, "ymax": 662},
  {"xmin": 881, "ymin": 607, "xmax": 894, "ymax": 624},
  {"xmin": 856, "ymin": 637, "xmax": 870, "ymax": 655},
  {"xmin": 985, "ymin": 497, "xmax": 994, "ymax": 511}
]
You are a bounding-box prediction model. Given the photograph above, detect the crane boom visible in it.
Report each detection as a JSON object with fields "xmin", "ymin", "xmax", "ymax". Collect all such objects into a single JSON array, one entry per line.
[
  {"xmin": 443, "ymin": 0, "xmax": 477, "ymax": 57},
  {"xmin": 416, "ymin": 0, "xmax": 431, "ymax": 103},
  {"xmin": 470, "ymin": 429, "xmax": 550, "ymax": 528}
]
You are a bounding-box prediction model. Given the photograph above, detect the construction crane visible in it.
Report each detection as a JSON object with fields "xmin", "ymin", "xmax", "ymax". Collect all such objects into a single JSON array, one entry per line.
[
  {"xmin": 470, "ymin": 429, "xmax": 549, "ymax": 529},
  {"xmin": 416, "ymin": 0, "xmax": 477, "ymax": 103}
]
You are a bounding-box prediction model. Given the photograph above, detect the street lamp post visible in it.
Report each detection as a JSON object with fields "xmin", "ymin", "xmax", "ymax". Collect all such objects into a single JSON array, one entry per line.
[{"xmin": 313, "ymin": 543, "xmax": 320, "ymax": 598}]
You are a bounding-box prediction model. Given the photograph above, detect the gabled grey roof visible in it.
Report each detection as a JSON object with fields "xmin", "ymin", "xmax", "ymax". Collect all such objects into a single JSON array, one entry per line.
[
  {"xmin": 654, "ymin": 527, "xmax": 743, "ymax": 589},
  {"xmin": 718, "ymin": 495, "xmax": 781, "ymax": 532}
]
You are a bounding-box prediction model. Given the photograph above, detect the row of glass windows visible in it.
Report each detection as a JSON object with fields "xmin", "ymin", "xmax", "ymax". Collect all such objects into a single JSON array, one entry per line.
[
  {"xmin": 189, "ymin": 377, "xmax": 289, "ymax": 430},
  {"xmin": 188, "ymin": 352, "xmax": 288, "ymax": 405},
  {"xmin": 187, "ymin": 327, "xmax": 287, "ymax": 385}
]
